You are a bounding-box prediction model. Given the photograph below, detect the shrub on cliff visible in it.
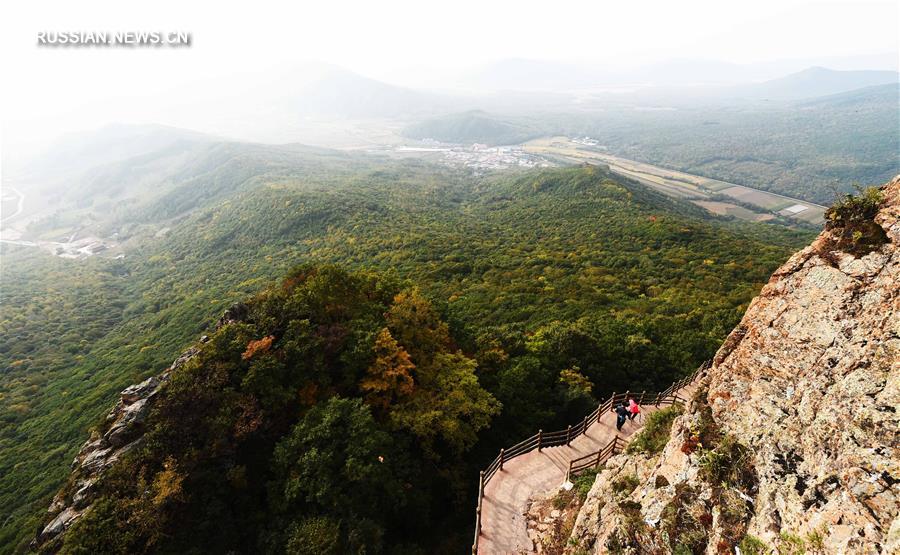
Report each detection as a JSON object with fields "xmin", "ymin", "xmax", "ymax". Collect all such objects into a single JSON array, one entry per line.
[
  {"xmin": 625, "ymin": 403, "xmax": 684, "ymax": 455},
  {"xmin": 824, "ymin": 186, "xmax": 887, "ymax": 255}
]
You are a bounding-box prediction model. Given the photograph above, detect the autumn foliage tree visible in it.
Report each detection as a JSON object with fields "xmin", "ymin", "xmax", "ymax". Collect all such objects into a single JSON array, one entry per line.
[
  {"xmin": 390, "ymin": 352, "xmax": 500, "ymax": 458},
  {"xmin": 360, "ymin": 328, "xmax": 415, "ymax": 411},
  {"xmin": 385, "ymin": 288, "xmax": 451, "ymax": 364}
]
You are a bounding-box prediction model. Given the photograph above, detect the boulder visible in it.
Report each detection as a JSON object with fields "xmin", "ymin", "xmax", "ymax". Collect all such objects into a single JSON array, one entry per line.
[
  {"xmin": 120, "ymin": 375, "xmax": 160, "ymax": 404},
  {"xmin": 38, "ymin": 507, "xmax": 83, "ymax": 543}
]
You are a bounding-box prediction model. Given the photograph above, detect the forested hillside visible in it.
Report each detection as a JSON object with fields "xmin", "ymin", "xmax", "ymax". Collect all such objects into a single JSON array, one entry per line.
[
  {"xmin": 47, "ymin": 266, "xmax": 501, "ymax": 553},
  {"xmin": 402, "ymin": 110, "xmax": 541, "ymax": 146},
  {"xmin": 1, "ymin": 154, "xmax": 813, "ymax": 552}
]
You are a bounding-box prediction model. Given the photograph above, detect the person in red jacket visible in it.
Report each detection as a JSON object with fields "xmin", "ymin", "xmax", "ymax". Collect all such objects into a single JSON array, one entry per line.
[{"xmin": 628, "ymin": 398, "xmax": 640, "ymax": 421}]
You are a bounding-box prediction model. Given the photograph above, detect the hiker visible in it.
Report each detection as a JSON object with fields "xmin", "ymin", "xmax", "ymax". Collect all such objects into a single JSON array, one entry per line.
[
  {"xmin": 628, "ymin": 398, "xmax": 640, "ymax": 421},
  {"xmin": 615, "ymin": 402, "xmax": 629, "ymax": 431}
]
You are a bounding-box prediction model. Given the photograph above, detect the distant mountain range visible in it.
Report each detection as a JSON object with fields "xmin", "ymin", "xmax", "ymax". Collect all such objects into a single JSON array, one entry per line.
[
  {"xmin": 461, "ymin": 58, "xmax": 791, "ymax": 90},
  {"xmin": 283, "ymin": 64, "xmax": 898, "ymax": 122},
  {"xmin": 735, "ymin": 66, "xmax": 899, "ymax": 100},
  {"xmin": 13, "ymin": 64, "xmax": 894, "ymax": 160},
  {"xmin": 306, "ymin": 64, "xmax": 899, "ymax": 115},
  {"xmin": 460, "ymin": 57, "xmax": 899, "ymax": 92},
  {"xmin": 797, "ymin": 81, "xmax": 900, "ymax": 108},
  {"xmin": 160, "ymin": 61, "xmax": 890, "ymax": 126},
  {"xmin": 19, "ymin": 124, "xmax": 216, "ymax": 186},
  {"xmin": 289, "ymin": 66, "xmax": 461, "ymax": 118}
]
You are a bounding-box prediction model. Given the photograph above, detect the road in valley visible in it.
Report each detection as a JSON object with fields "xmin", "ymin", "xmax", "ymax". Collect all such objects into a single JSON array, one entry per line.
[{"xmin": 0, "ymin": 186, "xmax": 25, "ymax": 223}]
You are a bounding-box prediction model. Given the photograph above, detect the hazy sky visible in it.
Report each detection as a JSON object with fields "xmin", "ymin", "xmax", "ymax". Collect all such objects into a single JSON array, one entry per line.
[{"xmin": 1, "ymin": 0, "xmax": 897, "ymax": 155}]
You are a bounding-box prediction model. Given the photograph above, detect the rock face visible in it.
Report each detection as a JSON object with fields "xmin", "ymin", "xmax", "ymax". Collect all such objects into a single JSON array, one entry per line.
[
  {"xmin": 33, "ymin": 303, "xmax": 249, "ymax": 551},
  {"xmin": 32, "ymin": 349, "xmax": 193, "ymax": 550},
  {"xmin": 566, "ymin": 177, "xmax": 900, "ymax": 554},
  {"xmin": 525, "ymin": 486, "xmax": 586, "ymax": 554}
]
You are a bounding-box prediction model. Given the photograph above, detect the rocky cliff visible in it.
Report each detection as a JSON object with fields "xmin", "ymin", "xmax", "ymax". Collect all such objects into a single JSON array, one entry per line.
[
  {"xmin": 32, "ymin": 304, "xmax": 249, "ymax": 552},
  {"xmin": 565, "ymin": 177, "xmax": 899, "ymax": 554}
]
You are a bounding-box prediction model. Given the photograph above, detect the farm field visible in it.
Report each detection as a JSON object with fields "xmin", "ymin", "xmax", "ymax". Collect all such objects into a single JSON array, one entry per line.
[
  {"xmin": 523, "ymin": 137, "xmax": 827, "ymax": 225},
  {"xmin": 693, "ymin": 200, "xmax": 775, "ymax": 222}
]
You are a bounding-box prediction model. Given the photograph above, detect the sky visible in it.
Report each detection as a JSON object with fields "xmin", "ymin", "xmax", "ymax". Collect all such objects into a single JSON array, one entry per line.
[{"xmin": 0, "ymin": 0, "xmax": 897, "ymax": 157}]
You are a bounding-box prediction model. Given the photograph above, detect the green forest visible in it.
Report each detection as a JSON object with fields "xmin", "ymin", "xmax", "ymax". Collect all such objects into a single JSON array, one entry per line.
[
  {"xmin": 55, "ymin": 266, "xmax": 501, "ymax": 553},
  {"xmin": 1, "ymin": 158, "xmax": 814, "ymax": 553}
]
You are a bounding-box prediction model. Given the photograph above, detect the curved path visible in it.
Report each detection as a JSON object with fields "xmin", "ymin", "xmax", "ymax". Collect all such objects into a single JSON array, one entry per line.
[
  {"xmin": 0, "ymin": 186, "xmax": 25, "ymax": 222},
  {"xmin": 478, "ymin": 381, "xmax": 699, "ymax": 554}
]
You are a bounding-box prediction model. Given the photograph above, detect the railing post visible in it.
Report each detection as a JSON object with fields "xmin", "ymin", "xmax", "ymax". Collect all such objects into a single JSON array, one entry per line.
[
  {"xmin": 655, "ymin": 392, "xmax": 662, "ymax": 406},
  {"xmin": 639, "ymin": 390, "xmax": 646, "ymax": 405},
  {"xmin": 566, "ymin": 425, "xmax": 572, "ymax": 445},
  {"xmin": 610, "ymin": 392, "xmax": 616, "ymax": 411},
  {"xmin": 582, "ymin": 415, "xmax": 588, "ymax": 434},
  {"xmin": 473, "ymin": 470, "xmax": 485, "ymax": 554},
  {"xmin": 537, "ymin": 429, "xmax": 543, "ymax": 452},
  {"xmin": 499, "ymin": 448, "xmax": 505, "ymax": 471}
]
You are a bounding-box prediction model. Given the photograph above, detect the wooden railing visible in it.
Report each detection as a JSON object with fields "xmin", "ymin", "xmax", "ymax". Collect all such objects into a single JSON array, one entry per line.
[
  {"xmin": 471, "ymin": 360, "xmax": 709, "ymax": 554},
  {"xmin": 566, "ymin": 434, "xmax": 622, "ymax": 481}
]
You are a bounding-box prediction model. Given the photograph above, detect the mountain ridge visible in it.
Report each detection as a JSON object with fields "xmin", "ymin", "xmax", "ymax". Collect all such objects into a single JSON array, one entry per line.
[{"xmin": 738, "ymin": 66, "xmax": 899, "ymax": 100}]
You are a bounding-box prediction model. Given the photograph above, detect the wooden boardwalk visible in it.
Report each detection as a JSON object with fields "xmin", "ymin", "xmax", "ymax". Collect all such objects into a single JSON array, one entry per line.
[{"xmin": 477, "ymin": 382, "xmax": 699, "ymax": 554}]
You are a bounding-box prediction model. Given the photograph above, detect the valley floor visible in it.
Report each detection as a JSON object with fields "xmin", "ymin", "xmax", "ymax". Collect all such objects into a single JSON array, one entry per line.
[{"xmin": 523, "ymin": 137, "xmax": 827, "ymax": 226}]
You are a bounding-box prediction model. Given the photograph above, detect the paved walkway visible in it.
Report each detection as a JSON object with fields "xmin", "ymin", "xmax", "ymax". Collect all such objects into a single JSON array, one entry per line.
[{"xmin": 477, "ymin": 383, "xmax": 699, "ymax": 554}]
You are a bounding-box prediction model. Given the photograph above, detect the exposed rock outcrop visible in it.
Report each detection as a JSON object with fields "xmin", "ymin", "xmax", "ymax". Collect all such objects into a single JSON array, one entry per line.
[
  {"xmin": 33, "ymin": 303, "xmax": 250, "ymax": 551},
  {"xmin": 525, "ymin": 486, "xmax": 586, "ymax": 553},
  {"xmin": 566, "ymin": 177, "xmax": 899, "ymax": 554},
  {"xmin": 32, "ymin": 351, "xmax": 191, "ymax": 550}
]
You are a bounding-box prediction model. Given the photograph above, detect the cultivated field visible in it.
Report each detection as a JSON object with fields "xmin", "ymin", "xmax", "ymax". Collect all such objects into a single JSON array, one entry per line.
[
  {"xmin": 523, "ymin": 137, "xmax": 827, "ymax": 225},
  {"xmin": 693, "ymin": 200, "xmax": 775, "ymax": 222}
]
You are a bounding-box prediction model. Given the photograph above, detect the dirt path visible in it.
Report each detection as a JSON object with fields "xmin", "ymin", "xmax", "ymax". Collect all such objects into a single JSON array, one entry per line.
[{"xmin": 477, "ymin": 382, "xmax": 698, "ymax": 554}]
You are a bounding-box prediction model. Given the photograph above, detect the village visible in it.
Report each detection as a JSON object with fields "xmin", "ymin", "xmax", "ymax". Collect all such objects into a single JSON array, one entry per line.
[
  {"xmin": 393, "ymin": 142, "xmax": 554, "ymax": 173},
  {"xmin": 0, "ymin": 232, "xmax": 113, "ymax": 259}
]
